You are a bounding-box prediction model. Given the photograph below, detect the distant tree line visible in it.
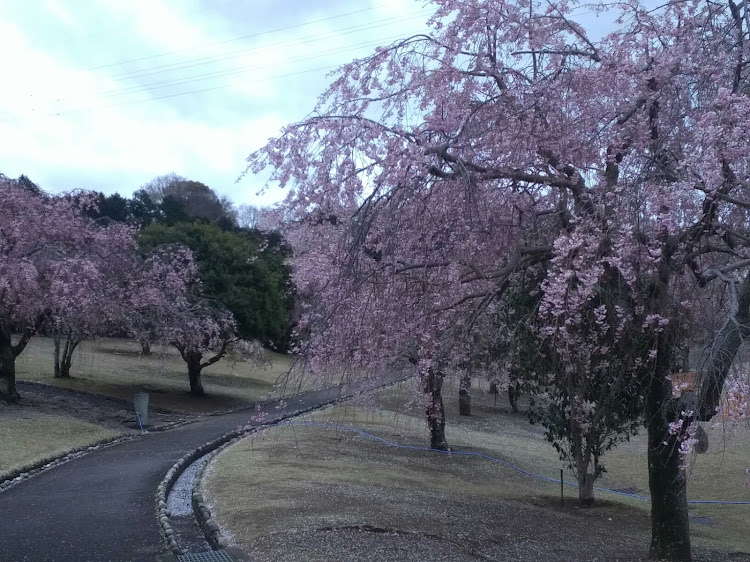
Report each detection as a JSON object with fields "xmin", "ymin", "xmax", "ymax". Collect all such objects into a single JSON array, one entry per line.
[
  {"xmin": 1, "ymin": 174, "xmax": 268, "ymax": 399},
  {"xmin": 19, "ymin": 173, "xmax": 292, "ymax": 353}
]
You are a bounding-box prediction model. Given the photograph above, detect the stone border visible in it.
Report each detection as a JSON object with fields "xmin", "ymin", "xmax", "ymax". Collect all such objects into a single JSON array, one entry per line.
[
  {"xmin": 155, "ymin": 397, "xmax": 339, "ymax": 556},
  {"xmin": 164, "ymin": 376, "xmax": 411, "ymax": 556},
  {"xmin": 0, "ymin": 417, "xmax": 195, "ymax": 494}
]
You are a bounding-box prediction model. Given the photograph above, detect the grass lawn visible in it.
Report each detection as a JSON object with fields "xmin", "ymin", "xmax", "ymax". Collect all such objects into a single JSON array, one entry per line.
[
  {"xmin": 15, "ymin": 337, "xmax": 296, "ymax": 414},
  {"xmin": 0, "ymin": 410, "xmax": 118, "ymax": 480},
  {"xmin": 205, "ymin": 378, "xmax": 750, "ymax": 561}
]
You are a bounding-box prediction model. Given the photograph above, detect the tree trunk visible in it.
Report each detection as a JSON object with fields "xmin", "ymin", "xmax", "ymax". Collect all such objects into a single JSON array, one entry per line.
[
  {"xmin": 508, "ymin": 383, "xmax": 520, "ymax": 413},
  {"xmin": 577, "ymin": 471, "xmax": 595, "ymax": 506},
  {"xmin": 647, "ymin": 366, "xmax": 691, "ymax": 561},
  {"xmin": 459, "ymin": 373, "xmax": 471, "ymax": 416},
  {"xmin": 54, "ymin": 332, "xmax": 62, "ymax": 378},
  {"xmin": 187, "ymin": 355, "xmax": 206, "ymax": 396},
  {"xmin": 139, "ymin": 337, "xmax": 152, "ymax": 356},
  {"xmin": 0, "ymin": 330, "xmax": 19, "ymax": 402},
  {"xmin": 424, "ymin": 369, "xmax": 448, "ymax": 450},
  {"xmin": 53, "ymin": 332, "xmax": 80, "ymax": 378}
]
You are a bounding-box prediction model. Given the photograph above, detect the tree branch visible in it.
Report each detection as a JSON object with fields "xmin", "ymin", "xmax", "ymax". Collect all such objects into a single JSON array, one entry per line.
[{"xmin": 200, "ymin": 337, "xmax": 233, "ymax": 369}]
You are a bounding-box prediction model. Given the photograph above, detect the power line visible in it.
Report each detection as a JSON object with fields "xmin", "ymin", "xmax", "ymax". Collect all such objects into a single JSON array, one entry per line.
[
  {"xmin": 92, "ymin": 33, "xmax": 410, "ymax": 102},
  {"xmin": 102, "ymin": 10, "xmax": 432, "ymax": 83},
  {"xmin": 29, "ymin": 9, "xmax": 432, "ymax": 113},
  {"xmin": 51, "ymin": 63, "xmax": 342, "ymax": 116},
  {"xmin": 47, "ymin": 29, "xmax": 415, "ymax": 115},
  {"xmin": 37, "ymin": 7, "xmax": 601, "ymax": 118},
  {"xmin": 42, "ymin": 11, "xmax": 434, "ymax": 115},
  {"xmin": 85, "ymin": 6, "xmax": 380, "ymax": 71}
]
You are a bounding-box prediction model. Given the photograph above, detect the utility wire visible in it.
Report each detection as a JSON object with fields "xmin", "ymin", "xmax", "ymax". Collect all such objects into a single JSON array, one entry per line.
[
  {"xmin": 92, "ymin": 33, "xmax": 410, "ymax": 102},
  {"xmin": 103, "ymin": 10, "xmax": 432, "ymax": 82},
  {"xmin": 51, "ymin": 64, "xmax": 341, "ymax": 116},
  {"xmin": 50, "ymin": 30, "xmax": 414, "ymax": 116},
  {"xmin": 37, "ymin": 10, "xmax": 431, "ymax": 113},
  {"xmin": 85, "ymin": 6, "xmax": 381, "ymax": 71}
]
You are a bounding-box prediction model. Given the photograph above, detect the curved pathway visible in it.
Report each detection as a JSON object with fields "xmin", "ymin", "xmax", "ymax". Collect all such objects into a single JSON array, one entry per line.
[{"xmin": 0, "ymin": 387, "xmax": 339, "ymax": 562}]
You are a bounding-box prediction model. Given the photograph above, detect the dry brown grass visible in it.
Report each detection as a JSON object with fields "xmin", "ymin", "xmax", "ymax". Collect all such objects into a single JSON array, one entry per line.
[
  {"xmin": 15, "ymin": 336, "xmax": 296, "ymax": 414},
  {"xmin": 0, "ymin": 409, "xmax": 118, "ymax": 480},
  {"xmin": 205, "ymin": 379, "xmax": 750, "ymax": 561}
]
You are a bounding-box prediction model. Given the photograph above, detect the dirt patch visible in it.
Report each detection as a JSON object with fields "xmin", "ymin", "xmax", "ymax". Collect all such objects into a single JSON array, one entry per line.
[{"xmin": 13, "ymin": 382, "xmax": 188, "ymax": 430}]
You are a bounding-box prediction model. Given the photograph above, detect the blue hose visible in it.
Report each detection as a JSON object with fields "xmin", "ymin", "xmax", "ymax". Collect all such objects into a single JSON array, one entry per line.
[
  {"xmin": 136, "ymin": 412, "xmax": 148, "ymax": 434},
  {"xmin": 267, "ymin": 420, "xmax": 750, "ymax": 506}
]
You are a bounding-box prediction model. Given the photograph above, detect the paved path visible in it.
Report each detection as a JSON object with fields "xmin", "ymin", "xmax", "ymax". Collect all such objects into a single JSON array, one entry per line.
[{"xmin": 0, "ymin": 387, "xmax": 339, "ymax": 562}]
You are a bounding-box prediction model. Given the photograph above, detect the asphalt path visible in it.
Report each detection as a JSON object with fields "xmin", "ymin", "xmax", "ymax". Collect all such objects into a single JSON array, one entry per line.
[{"xmin": 0, "ymin": 386, "xmax": 339, "ymax": 562}]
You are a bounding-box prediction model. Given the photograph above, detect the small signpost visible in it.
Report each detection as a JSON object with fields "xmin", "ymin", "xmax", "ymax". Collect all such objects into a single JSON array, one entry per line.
[{"xmin": 134, "ymin": 391, "xmax": 149, "ymax": 428}]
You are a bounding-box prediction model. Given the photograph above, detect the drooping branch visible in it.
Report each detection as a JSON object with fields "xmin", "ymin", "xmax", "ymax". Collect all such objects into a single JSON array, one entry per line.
[{"xmin": 693, "ymin": 272, "xmax": 750, "ymax": 420}]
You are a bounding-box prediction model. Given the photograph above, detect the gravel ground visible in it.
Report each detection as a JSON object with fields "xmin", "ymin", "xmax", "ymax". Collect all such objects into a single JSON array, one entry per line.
[{"xmin": 244, "ymin": 527, "xmax": 488, "ymax": 562}]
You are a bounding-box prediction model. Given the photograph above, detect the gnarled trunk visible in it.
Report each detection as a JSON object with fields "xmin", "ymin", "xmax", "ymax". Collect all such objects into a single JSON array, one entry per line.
[
  {"xmin": 0, "ymin": 331, "xmax": 19, "ymax": 402},
  {"xmin": 0, "ymin": 326, "xmax": 34, "ymax": 402},
  {"xmin": 424, "ymin": 369, "xmax": 448, "ymax": 450},
  {"xmin": 175, "ymin": 340, "xmax": 233, "ymax": 398}
]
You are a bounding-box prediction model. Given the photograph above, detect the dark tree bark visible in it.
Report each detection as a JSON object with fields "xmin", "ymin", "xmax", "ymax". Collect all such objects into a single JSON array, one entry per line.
[
  {"xmin": 187, "ymin": 358, "xmax": 205, "ymax": 396},
  {"xmin": 175, "ymin": 338, "xmax": 232, "ymax": 397},
  {"xmin": 0, "ymin": 326, "xmax": 34, "ymax": 403},
  {"xmin": 508, "ymin": 383, "xmax": 521, "ymax": 413},
  {"xmin": 459, "ymin": 373, "xmax": 471, "ymax": 416},
  {"xmin": 53, "ymin": 331, "xmax": 80, "ymax": 379},
  {"xmin": 139, "ymin": 338, "xmax": 152, "ymax": 356},
  {"xmin": 644, "ymin": 259, "xmax": 692, "ymax": 561},
  {"xmin": 0, "ymin": 331, "xmax": 19, "ymax": 402},
  {"xmin": 695, "ymin": 274, "xmax": 750, "ymax": 420},
  {"xmin": 424, "ymin": 369, "xmax": 448, "ymax": 450},
  {"xmin": 647, "ymin": 374, "xmax": 691, "ymax": 561},
  {"xmin": 647, "ymin": 273, "xmax": 750, "ymax": 561}
]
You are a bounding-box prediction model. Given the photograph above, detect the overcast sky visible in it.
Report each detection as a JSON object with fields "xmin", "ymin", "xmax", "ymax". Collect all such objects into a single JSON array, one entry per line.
[
  {"xmin": 0, "ymin": 0, "xmax": 434, "ymax": 206},
  {"xmin": 0, "ymin": 1, "xmax": 621, "ymax": 207}
]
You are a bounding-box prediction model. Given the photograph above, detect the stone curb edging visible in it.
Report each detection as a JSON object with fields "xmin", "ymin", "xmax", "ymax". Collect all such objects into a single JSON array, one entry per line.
[
  {"xmin": 0, "ymin": 418, "xmax": 195, "ymax": 494},
  {"xmin": 188, "ymin": 376, "xmax": 413, "ymax": 554},
  {"xmin": 155, "ymin": 397, "xmax": 340, "ymax": 556},
  {"xmin": 192, "ymin": 400, "xmax": 342, "ymax": 550},
  {"xmin": 156, "ymin": 376, "xmax": 412, "ymax": 556}
]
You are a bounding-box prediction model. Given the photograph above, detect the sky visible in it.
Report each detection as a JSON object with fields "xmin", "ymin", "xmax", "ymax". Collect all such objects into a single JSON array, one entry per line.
[
  {"xmin": 0, "ymin": 1, "xmax": 622, "ymax": 208},
  {"xmin": 0, "ymin": 0, "xmax": 434, "ymax": 206}
]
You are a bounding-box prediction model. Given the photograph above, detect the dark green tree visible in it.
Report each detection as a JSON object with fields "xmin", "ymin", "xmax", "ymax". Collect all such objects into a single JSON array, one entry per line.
[
  {"xmin": 138, "ymin": 222, "xmax": 290, "ymax": 349},
  {"xmin": 128, "ymin": 189, "xmax": 160, "ymax": 227}
]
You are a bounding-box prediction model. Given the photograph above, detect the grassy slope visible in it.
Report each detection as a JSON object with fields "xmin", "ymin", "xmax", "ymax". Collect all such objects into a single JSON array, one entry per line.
[
  {"xmin": 15, "ymin": 337, "xmax": 294, "ymax": 414},
  {"xmin": 0, "ymin": 411, "xmax": 117, "ymax": 480},
  {"xmin": 206, "ymin": 379, "xmax": 750, "ymax": 561}
]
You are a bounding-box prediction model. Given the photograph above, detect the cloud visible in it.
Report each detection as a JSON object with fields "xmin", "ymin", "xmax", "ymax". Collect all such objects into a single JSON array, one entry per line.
[{"xmin": 0, "ymin": 0, "xmax": 433, "ymax": 206}]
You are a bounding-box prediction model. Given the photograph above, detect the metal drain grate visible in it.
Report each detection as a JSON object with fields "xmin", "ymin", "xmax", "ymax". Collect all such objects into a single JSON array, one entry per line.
[{"xmin": 177, "ymin": 550, "xmax": 234, "ymax": 562}]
